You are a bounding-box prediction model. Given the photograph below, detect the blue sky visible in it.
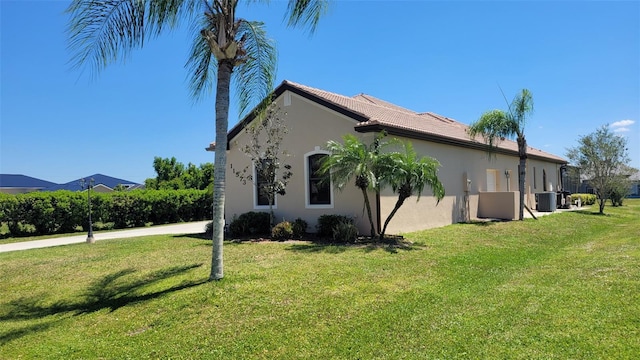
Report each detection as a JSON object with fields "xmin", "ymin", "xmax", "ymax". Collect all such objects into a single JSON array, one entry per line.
[{"xmin": 1, "ymin": 0, "xmax": 638, "ymax": 184}]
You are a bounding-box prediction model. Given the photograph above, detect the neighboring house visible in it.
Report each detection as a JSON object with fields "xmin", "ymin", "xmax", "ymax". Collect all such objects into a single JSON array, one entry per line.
[
  {"xmin": 576, "ymin": 170, "xmax": 640, "ymax": 198},
  {"xmin": 0, "ymin": 174, "xmax": 58, "ymax": 194},
  {"xmin": 0, "ymin": 173, "xmax": 142, "ymax": 193},
  {"xmin": 630, "ymin": 171, "xmax": 640, "ymax": 198},
  {"xmin": 45, "ymin": 174, "xmax": 142, "ymax": 193},
  {"xmin": 209, "ymin": 80, "xmax": 567, "ymax": 235}
]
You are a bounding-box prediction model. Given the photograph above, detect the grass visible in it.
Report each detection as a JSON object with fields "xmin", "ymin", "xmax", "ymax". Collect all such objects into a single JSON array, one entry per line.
[{"xmin": 1, "ymin": 200, "xmax": 638, "ymax": 359}]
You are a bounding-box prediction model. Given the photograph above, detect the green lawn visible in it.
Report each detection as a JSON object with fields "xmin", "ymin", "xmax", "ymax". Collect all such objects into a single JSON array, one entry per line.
[{"xmin": 1, "ymin": 200, "xmax": 638, "ymax": 359}]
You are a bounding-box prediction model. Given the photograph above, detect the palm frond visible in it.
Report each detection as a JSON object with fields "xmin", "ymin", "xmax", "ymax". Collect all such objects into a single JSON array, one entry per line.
[
  {"xmin": 468, "ymin": 109, "xmax": 515, "ymax": 148},
  {"xmin": 509, "ymin": 88, "xmax": 534, "ymax": 132},
  {"xmin": 233, "ymin": 20, "xmax": 277, "ymax": 116},
  {"xmin": 285, "ymin": 0, "xmax": 330, "ymax": 34},
  {"xmin": 146, "ymin": 0, "xmax": 199, "ymax": 36},
  {"xmin": 67, "ymin": 0, "xmax": 199, "ymax": 79},
  {"xmin": 185, "ymin": 12, "xmax": 218, "ymax": 102},
  {"xmin": 67, "ymin": 0, "xmax": 146, "ymax": 78}
]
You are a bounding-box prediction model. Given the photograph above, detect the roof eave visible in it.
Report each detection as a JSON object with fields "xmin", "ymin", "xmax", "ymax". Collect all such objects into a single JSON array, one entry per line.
[{"xmin": 355, "ymin": 124, "xmax": 567, "ymax": 164}]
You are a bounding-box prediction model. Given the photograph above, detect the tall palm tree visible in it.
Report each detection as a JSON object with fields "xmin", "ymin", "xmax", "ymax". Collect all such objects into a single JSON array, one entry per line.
[
  {"xmin": 379, "ymin": 141, "xmax": 444, "ymax": 240},
  {"xmin": 468, "ymin": 89, "xmax": 534, "ymax": 220},
  {"xmin": 67, "ymin": 0, "xmax": 329, "ymax": 280},
  {"xmin": 321, "ymin": 133, "xmax": 388, "ymax": 237}
]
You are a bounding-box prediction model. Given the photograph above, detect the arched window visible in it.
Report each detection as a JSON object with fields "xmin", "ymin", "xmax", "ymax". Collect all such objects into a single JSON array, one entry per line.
[{"xmin": 305, "ymin": 150, "xmax": 333, "ymax": 208}]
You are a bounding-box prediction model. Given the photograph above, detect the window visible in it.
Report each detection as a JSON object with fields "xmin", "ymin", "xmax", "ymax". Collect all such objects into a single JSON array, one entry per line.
[
  {"xmin": 543, "ymin": 169, "xmax": 548, "ymax": 191},
  {"xmin": 254, "ymin": 159, "xmax": 274, "ymax": 208},
  {"xmin": 306, "ymin": 152, "xmax": 332, "ymax": 207},
  {"xmin": 533, "ymin": 167, "xmax": 537, "ymax": 189}
]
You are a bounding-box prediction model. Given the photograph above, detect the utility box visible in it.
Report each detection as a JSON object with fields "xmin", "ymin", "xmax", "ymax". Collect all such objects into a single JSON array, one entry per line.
[{"xmin": 536, "ymin": 192, "xmax": 556, "ymax": 212}]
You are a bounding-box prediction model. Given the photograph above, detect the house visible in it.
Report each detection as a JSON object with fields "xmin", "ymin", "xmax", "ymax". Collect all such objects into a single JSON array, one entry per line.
[
  {"xmin": 0, "ymin": 174, "xmax": 57, "ymax": 194},
  {"xmin": 209, "ymin": 80, "xmax": 567, "ymax": 235},
  {"xmin": 630, "ymin": 171, "xmax": 640, "ymax": 198},
  {"xmin": 0, "ymin": 173, "xmax": 142, "ymax": 194},
  {"xmin": 44, "ymin": 174, "xmax": 142, "ymax": 193}
]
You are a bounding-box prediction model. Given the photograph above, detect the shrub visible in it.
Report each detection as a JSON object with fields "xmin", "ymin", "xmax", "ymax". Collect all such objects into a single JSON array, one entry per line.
[
  {"xmin": 316, "ymin": 214, "xmax": 353, "ymax": 238},
  {"xmin": 228, "ymin": 211, "xmax": 270, "ymax": 237},
  {"xmin": 292, "ymin": 218, "xmax": 308, "ymax": 238},
  {"xmin": 205, "ymin": 221, "xmax": 214, "ymax": 237},
  {"xmin": 271, "ymin": 221, "xmax": 294, "ymax": 241},
  {"xmin": 0, "ymin": 189, "xmax": 211, "ymax": 238},
  {"xmin": 571, "ymin": 193, "xmax": 597, "ymax": 206},
  {"xmin": 332, "ymin": 220, "xmax": 358, "ymax": 243}
]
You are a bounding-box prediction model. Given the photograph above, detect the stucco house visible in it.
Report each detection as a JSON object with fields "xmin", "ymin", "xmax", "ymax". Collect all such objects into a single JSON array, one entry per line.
[{"xmin": 208, "ymin": 80, "xmax": 567, "ymax": 235}]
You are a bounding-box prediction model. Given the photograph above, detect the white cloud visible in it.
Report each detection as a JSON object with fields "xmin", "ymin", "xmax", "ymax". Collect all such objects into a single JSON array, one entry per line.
[
  {"xmin": 610, "ymin": 119, "xmax": 635, "ymax": 134},
  {"xmin": 611, "ymin": 119, "xmax": 635, "ymax": 128}
]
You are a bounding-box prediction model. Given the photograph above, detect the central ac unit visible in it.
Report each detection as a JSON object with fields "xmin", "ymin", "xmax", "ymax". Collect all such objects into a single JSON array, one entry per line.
[{"xmin": 536, "ymin": 192, "xmax": 556, "ymax": 212}]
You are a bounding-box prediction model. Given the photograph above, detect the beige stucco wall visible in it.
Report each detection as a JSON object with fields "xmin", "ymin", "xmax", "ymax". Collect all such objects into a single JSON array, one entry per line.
[
  {"xmin": 477, "ymin": 191, "xmax": 518, "ymax": 220},
  {"xmin": 224, "ymin": 90, "xmax": 564, "ymax": 235},
  {"xmin": 225, "ymin": 91, "xmax": 378, "ymax": 235}
]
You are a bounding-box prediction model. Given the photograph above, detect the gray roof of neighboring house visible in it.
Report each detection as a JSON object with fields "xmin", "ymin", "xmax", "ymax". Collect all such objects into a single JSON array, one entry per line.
[
  {"xmin": 45, "ymin": 173, "xmax": 140, "ymax": 191},
  {"xmin": 1, "ymin": 173, "xmax": 141, "ymax": 192},
  {"xmin": 0, "ymin": 174, "xmax": 57, "ymax": 189},
  {"xmin": 213, "ymin": 80, "xmax": 566, "ymax": 164}
]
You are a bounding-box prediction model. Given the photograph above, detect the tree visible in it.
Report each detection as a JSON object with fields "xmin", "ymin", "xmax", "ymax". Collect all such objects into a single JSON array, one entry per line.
[
  {"xmin": 145, "ymin": 157, "xmax": 213, "ymax": 190},
  {"xmin": 321, "ymin": 133, "xmax": 389, "ymax": 237},
  {"xmin": 608, "ymin": 165, "xmax": 637, "ymax": 207},
  {"xmin": 233, "ymin": 102, "xmax": 293, "ymax": 228},
  {"xmin": 566, "ymin": 125, "xmax": 632, "ymax": 214},
  {"xmin": 468, "ymin": 89, "xmax": 534, "ymax": 220},
  {"xmin": 379, "ymin": 141, "xmax": 445, "ymax": 240},
  {"xmin": 67, "ymin": 0, "xmax": 328, "ymax": 281}
]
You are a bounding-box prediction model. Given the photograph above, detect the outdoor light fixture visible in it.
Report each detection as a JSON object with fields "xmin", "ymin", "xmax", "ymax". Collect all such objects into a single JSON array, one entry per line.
[{"xmin": 79, "ymin": 178, "xmax": 95, "ymax": 244}]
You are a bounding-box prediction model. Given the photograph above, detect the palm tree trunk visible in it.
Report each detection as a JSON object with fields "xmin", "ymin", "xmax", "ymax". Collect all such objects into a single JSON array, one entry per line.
[
  {"xmin": 517, "ymin": 136, "xmax": 527, "ymax": 221},
  {"xmin": 210, "ymin": 60, "xmax": 233, "ymax": 281},
  {"xmin": 518, "ymin": 157, "xmax": 526, "ymax": 220},
  {"xmin": 360, "ymin": 187, "xmax": 377, "ymax": 238},
  {"xmin": 380, "ymin": 194, "xmax": 408, "ymax": 240}
]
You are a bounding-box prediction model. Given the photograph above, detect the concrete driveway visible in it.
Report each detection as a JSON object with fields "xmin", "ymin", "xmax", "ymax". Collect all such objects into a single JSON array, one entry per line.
[{"xmin": 0, "ymin": 221, "xmax": 210, "ymax": 253}]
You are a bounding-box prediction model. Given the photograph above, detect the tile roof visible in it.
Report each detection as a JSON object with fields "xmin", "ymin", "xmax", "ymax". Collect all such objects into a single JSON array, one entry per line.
[{"xmin": 218, "ymin": 80, "xmax": 566, "ymax": 164}]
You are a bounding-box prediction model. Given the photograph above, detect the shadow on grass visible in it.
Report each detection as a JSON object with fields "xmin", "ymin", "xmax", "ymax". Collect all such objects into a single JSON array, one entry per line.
[
  {"xmin": 285, "ymin": 243, "xmax": 348, "ymax": 254},
  {"xmin": 173, "ymin": 233, "xmax": 208, "ymax": 240},
  {"xmin": 0, "ymin": 263, "xmax": 207, "ymax": 344},
  {"xmin": 286, "ymin": 238, "xmax": 425, "ymax": 254},
  {"xmin": 572, "ymin": 209, "xmax": 611, "ymax": 217}
]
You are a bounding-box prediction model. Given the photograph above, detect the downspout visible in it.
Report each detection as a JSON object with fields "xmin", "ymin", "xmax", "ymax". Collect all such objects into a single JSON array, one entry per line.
[{"xmin": 376, "ymin": 190, "xmax": 381, "ymax": 235}]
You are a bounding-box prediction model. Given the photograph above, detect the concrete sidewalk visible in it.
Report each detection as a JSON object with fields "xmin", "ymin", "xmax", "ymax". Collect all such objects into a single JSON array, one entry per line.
[{"xmin": 0, "ymin": 221, "xmax": 210, "ymax": 253}]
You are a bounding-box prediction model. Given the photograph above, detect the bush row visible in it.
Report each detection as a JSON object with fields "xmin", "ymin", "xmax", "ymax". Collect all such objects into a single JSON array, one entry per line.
[
  {"xmin": 570, "ymin": 193, "xmax": 597, "ymax": 206},
  {"xmin": 0, "ymin": 190, "xmax": 211, "ymax": 237},
  {"xmin": 227, "ymin": 212, "xmax": 356, "ymax": 243}
]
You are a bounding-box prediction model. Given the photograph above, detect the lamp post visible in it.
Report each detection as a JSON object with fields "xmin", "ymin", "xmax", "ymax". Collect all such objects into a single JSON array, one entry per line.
[{"xmin": 80, "ymin": 178, "xmax": 95, "ymax": 243}]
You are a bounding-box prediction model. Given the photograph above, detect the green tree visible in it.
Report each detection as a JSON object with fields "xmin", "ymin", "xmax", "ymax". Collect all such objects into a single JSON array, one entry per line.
[
  {"xmin": 233, "ymin": 102, "xmax": 293, "ymax": 228},
  {"xmin": 379, "ymin": 141, "xmax": 445, "ymax": 240},
  {"xmin": 321, "ymin": 133, "xmax": 389, "ymax": 237},
  {"xmin": 145, "ymin": 157, "xmax": 212, "ymax": 190},
  {"xmin": 68, "ymin": 0, "xmax": 328, "ymax": 280},
  {"xmin": 468, "ymin": 89, "xmax": 534, "ymax": 220},
  {"xmin": 566, "ymin": 125, "xmax": 632, "ymax": 214},
  {"xmin": 608, "ymin": 165, "xmax": 637, "ymax": 206}
]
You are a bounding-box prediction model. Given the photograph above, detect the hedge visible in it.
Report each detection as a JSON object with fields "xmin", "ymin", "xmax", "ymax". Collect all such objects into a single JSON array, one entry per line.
[
  {"xmin": 0, "ymin": 189, "xmax": 211, "ymax": 237},
  {"xmin": 570, "ymin": 193, "xmax": 597, "ymax": 206}
]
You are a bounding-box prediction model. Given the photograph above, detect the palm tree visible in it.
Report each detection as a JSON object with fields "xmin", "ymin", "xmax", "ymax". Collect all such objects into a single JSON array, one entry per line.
[
  {"xmin": 67, "ymin": 0, "xmax": 329, "ymax": 281},
  {"xmin": 321, "ymin": 133, "xmax": 388, "ymax": 237},
  {"xmin": 468, "ymin": 89, "xmax": 534, "ymax": 221},
  {"xmin": 379, "ymin": 141, "xmax": 444, "ymax": 240}
]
